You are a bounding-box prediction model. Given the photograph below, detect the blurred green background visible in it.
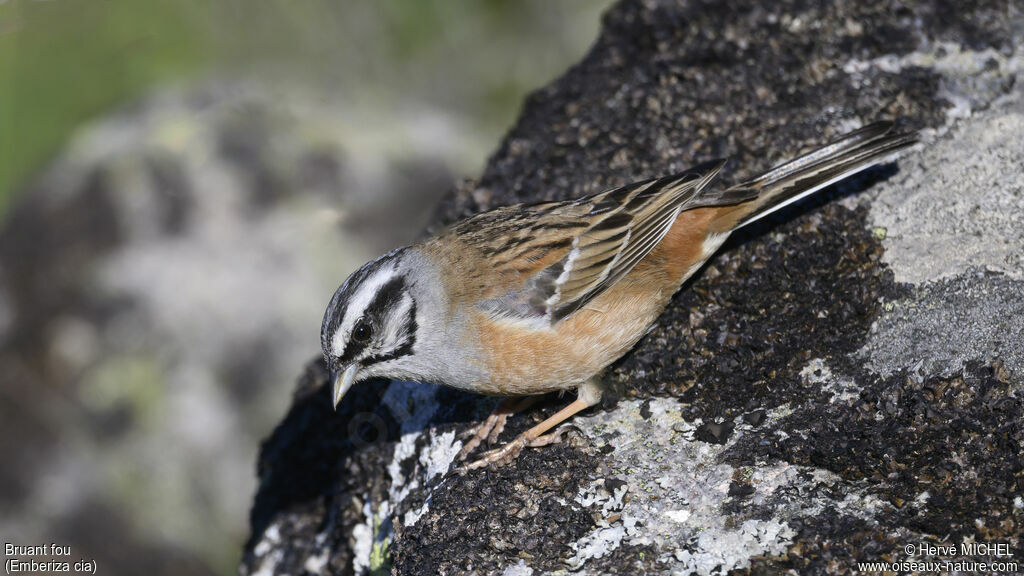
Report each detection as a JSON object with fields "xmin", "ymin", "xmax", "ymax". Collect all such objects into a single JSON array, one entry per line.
[{"xmin": 0, "ymin": 0, "xmax": 609, "ymax": 214}]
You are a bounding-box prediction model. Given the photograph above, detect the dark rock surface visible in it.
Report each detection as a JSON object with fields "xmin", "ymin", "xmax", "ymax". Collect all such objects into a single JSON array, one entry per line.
[{"xmin": 241, "ymin": 1, "xmax": 1023, "ymax": 574}]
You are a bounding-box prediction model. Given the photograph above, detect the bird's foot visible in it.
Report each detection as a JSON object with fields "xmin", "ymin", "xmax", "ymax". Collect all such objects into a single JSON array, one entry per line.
[
  {"xmin": 456, "ymin": 427, "xmax": 569, "ymax": 474},
  {"xmin": 457, "ymin": 411, "xmax": 510, "ymax": 461},
  {"xmin": 457, "ymin": 396, "xmax": 537, "ymax": 461}
]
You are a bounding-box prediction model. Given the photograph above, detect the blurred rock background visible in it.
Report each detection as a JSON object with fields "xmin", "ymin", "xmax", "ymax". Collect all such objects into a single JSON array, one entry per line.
[{"xmin": 0, "ymin": 1, "xmax": 612, "ymax": 574}]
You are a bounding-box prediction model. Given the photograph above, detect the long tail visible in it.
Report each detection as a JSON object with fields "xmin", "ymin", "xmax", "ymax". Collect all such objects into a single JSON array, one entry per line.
[{"xmin": 713, "ymin": 121, "xmax": 917, "ymax": 231}]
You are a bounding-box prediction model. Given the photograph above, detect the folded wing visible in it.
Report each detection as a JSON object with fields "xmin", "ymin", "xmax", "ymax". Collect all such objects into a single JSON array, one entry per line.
[{"xmin": 477, "ymin": 159, "xmax": 755, "ymax": 325}]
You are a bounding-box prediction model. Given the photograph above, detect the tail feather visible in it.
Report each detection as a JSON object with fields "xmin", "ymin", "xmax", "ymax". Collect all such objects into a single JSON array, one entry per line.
[
  {"xmin": 753, "ymin": 121, "xmax": 896, "ymax": 189},
  {"xmin": 719, "ymin": 122, "xmax": 917, "ymax": 230}
]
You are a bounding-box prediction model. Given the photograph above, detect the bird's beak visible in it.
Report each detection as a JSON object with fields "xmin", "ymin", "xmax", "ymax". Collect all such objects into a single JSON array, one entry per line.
[{"xmin": 331, "ymin": 364, "xmax": 359, "ymax": 410}]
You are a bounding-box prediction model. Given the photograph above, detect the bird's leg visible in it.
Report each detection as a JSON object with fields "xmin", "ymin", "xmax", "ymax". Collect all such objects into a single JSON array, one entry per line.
[
  {"xmin": 457, "ymin": 396, "xmax": 538, "ymax": 461},
  {"xmin": 459, "ymin": 378, "xmax": 603, "ymax": 472}
]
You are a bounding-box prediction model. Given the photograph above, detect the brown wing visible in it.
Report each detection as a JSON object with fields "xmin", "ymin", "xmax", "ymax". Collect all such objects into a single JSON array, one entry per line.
[
  {"xmin": 542, "ymin": 160, "xmax": 742, "ymax": 322},
  {"xmin": 436, "ymin": 200, "xmax": 594, "ymax": 317},
  {"xmin": 458, "ymin": 159, "xmax": 753, "ymax": 325}
]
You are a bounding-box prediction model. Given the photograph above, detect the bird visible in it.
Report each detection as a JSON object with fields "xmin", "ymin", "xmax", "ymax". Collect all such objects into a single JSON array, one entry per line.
[{"xmin": 320, "ymin": 121, "xmax": 916, "ymax": 471}]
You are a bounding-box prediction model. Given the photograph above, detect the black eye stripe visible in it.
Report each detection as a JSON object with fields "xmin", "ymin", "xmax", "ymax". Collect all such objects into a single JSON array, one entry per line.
[
  {"xmin": 362, "ymin": 299, "xmax": 416, "ymax": 368},
  {"xmin": 321, "ymin": 248, "xmax": 409, "ymax": 364},
  {"xmin": 336, "ymin": 276, "xmax": 409, "ymax": 365},
  {"xmin": 321, "ymin": 258, "xmax": 381, "ymax": 357},
  {"xmin": 365, "ymin": 277, "xmax": 407, "ymax": 319},
  {"xmin": 337, "ymin": 340, "xmax": 363, "ymax": 365}
]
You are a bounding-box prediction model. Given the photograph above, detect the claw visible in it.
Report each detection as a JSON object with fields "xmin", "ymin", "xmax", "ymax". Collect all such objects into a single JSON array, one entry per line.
[
  {"xmin": 453, "ymin": 392, "xmax": 599, "ymax": 474},
  {"xmin": 456, "ymin": 396, "xmax": 538, "ymax": 461},
  {"xmin": 486, "ymin": 415, "xmax": 509, "ymax": 445},
  {"xmin": 457, "ymin": 411, "xmax": 508, "ymax": 461},
  {"xmin": 456, "ymin": 426, "xmax": 571, "ymax": 474},
  {"xmin": 458, "ymin": 435, "xmax": 529, "ymax": 473}
]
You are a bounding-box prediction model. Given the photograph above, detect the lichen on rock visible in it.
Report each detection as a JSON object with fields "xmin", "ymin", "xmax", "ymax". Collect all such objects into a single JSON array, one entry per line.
[{"xmin": 241, "ymin": 0, "xmax": 1024, "ymax": 574}]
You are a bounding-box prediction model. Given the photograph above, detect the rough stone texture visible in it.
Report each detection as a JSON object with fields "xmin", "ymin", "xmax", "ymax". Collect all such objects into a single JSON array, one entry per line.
[
  {"xmin": 860, "ymin": 268, "xmax": 1024, "ymax": 380},
  {"xmin": 241, "ymin": 1, "xmax": 1023, "ymax": 575},
  {"xmin": 859, "ymin": 92, "xmax": 1024, "ymax": 379},
  {"xmin": 867, "ymin": 91, "xmax": 1024, "ymax": 284}
]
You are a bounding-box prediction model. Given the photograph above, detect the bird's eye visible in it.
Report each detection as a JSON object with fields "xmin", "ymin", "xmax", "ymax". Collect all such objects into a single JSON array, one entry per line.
[{"xmin": 352, "ymin": 321, "xmax": 373, "ymax": 343}]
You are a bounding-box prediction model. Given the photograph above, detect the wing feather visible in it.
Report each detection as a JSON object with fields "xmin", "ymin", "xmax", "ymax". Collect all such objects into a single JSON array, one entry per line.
[
  {"xmin": 468, "ymin": 159, "xmax": 758, "ymax": 326},
  {"xmin": 461, "ymin": 123, "xmax": 914, "ymax": 328},
  {"xmin": 543, "ymin": 160, "xmax": 732, "ymax": 322}
]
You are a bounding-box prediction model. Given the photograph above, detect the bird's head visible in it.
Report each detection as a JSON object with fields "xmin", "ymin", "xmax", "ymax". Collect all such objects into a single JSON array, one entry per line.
[{"xmin": 320, "ymin": 248, "xmax": 425, "ymax": 408}]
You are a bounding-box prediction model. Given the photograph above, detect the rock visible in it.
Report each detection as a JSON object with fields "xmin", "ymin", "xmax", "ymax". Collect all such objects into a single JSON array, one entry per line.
[{"xmin": 241, "ymin": 1, "xmax": 1023, "ymax": 574}]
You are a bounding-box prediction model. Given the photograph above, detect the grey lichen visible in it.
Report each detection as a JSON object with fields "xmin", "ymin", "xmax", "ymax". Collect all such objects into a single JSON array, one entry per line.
[
  {"xmin": 241, "ymin": 1, "xmax": 1024, "ymax": 574},
  {"xmin": 867, "ymin": 93, "xmax": 1024, "ymax": 285}
]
